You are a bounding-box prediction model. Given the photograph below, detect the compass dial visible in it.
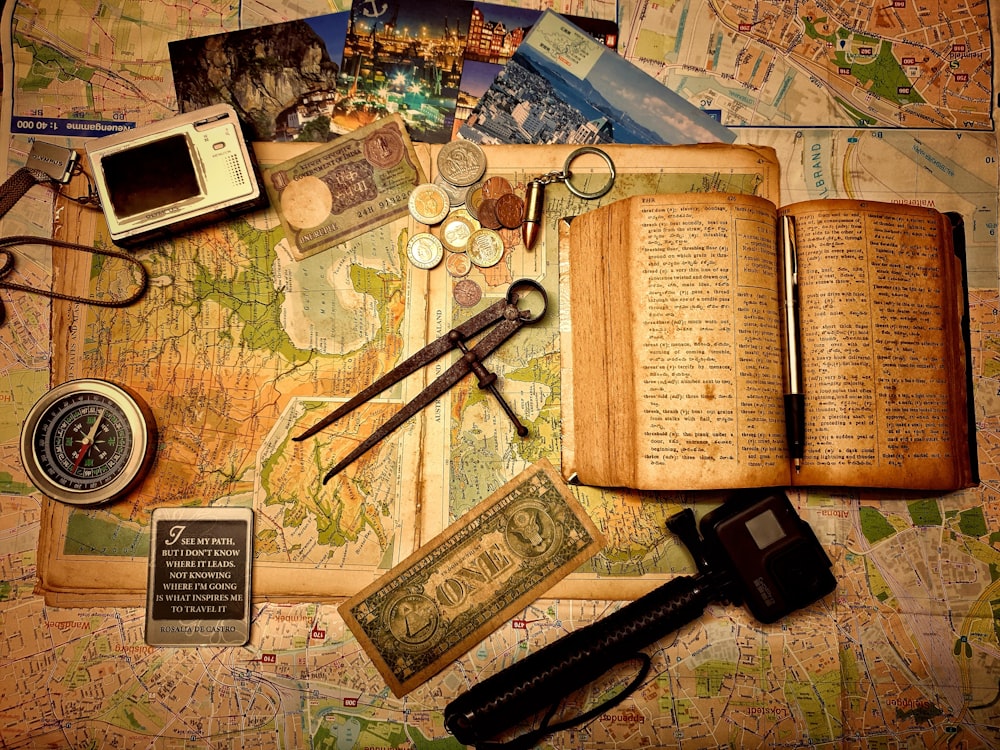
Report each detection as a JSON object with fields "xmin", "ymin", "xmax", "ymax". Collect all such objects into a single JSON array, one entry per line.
[{"xmin": 20, "ymin": 379, "xmax": 157, "ymax": 506}]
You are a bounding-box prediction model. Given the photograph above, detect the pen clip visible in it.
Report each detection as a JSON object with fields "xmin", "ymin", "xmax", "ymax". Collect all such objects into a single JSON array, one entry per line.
[{"xmin": 781, "ymin": 214, "xmax": 798, "ymax": 286}]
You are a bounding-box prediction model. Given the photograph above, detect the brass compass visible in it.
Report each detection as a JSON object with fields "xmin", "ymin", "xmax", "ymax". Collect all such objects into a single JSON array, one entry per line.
[{"xmin": 20, "ymin": 379, "xmax": 157, "ymax": 506}]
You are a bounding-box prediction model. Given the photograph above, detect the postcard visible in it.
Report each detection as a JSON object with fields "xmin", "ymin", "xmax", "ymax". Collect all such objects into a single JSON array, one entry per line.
[
  {"xmin": 459, "ymin": 10, "xmax": 736, "ymax": 145},
  {"xmin": 338, "ymin": 0, "xmax": 476, "ymax": 143},
  {"xmin": 170, "ymin": 4, "xmax": 620, "ymax": 145},
  {"xmin": 454, "ymin": 3, "xmax": 619, "ymax": 136},
  {"xmin": 170, "ymin": 13, "xmax": 351, "ymax": 142},
  {"xmin": 170, "ymin": 3, "xmax": 469, "ymax": 144}
]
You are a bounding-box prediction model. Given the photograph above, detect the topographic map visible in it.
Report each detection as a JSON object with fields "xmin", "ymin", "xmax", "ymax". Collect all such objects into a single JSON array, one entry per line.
[{"xmin": 2, "ymin": 0, "xmax": 1000, "ymax": 748}]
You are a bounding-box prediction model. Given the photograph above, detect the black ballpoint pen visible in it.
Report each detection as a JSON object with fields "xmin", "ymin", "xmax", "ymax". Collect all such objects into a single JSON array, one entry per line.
[{"xmin": 781, "ymin": 214, "xmax": 805, "ymax": 472}]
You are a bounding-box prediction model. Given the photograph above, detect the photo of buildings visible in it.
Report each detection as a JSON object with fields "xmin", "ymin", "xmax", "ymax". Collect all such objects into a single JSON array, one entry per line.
[
  {"xmin": 337, "ymin": 0, "xmax": 470, "ymax": 143},
  {"xmin": 460, "ymin": 11, "xmax": 732, "ymax": 146}
]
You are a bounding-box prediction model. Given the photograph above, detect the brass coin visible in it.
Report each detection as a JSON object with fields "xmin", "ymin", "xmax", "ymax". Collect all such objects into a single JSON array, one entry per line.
[
  {"xmin": 406, "ymin": 232, "xmax": 444, "ymax": 270},
  {"xmin": 446, "ymin": 252, "xmax": 472, "ymax": 278},
  {"xmin": 481, "ymin": 176, "xmax": 514, "ymax": 199},
  {"xmin": 465, "ymin": 181, "xmax": 486, "ymax": 221},
  {"xmin": 437, "ymin": 140, "xmax": 487, "ymax": 187},
  {"xmin": 409, "ymin": 183, "xmax": 450, "ymax": 225},
  {"xmin": 439, "ymin": 213, "xmax": 478, "ymax": 253},
  {"xmin": 467, "ymin": 229, "xmax": 505, "ymax": 268},
  {"xmin": 495, "ymin": 193, "xmax": 525, "ymax": 229},
  {"xmin": 477, "ymin": 198, "xmax": 501, "ymax": 230},
  {"xmin": 453, "ymin": 278, "xmax": 483, "ymax": 307}
]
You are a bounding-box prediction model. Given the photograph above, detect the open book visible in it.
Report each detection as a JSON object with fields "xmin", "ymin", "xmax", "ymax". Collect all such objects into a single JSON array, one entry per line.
[{"xmin": 562, "ymin": 194, "xmax": 977, "ymax": 491}]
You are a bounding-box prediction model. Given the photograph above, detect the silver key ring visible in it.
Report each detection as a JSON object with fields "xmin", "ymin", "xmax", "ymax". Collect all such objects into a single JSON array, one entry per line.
[{"xmin": 562, "ymin": 146, "xmax": 616, "ymax": 200}]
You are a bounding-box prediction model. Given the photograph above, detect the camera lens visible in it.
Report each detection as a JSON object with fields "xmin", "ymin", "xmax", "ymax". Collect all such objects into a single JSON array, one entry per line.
[{"xmin": 767, "ymin": 542, "xmax": 835, "ymax": 608}]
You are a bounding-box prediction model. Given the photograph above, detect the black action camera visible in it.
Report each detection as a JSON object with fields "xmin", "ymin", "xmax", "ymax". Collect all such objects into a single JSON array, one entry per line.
[
  {"xmin": 445, "ymin": 489, "xmax": 837, "ymax": 749},
  {"xmin": 698, "ymin": 489, "xmax": 837, "ymax": 623}
]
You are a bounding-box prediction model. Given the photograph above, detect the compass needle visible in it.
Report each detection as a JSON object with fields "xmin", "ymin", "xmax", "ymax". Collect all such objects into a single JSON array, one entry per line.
[{"xmin": 71, "ymin": 408, "xmax": 106, "ymax": 473}]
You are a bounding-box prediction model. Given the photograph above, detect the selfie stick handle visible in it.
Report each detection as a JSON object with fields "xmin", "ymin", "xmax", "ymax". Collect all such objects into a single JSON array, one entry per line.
[{"xmin": 444, "ymin": 572, "xmax": 715, "ymax": 747}]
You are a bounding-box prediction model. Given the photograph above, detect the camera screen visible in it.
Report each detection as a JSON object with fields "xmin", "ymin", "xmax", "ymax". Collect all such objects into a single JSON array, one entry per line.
[{"xmin": 102, "ymin": 134, "xmax": 201, "ymax": 218}]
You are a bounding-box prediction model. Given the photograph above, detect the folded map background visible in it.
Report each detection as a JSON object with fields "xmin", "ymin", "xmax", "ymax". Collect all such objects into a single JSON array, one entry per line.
[
  {"xmin": 3, "ymin": 0, "xmax": 1000, "ymax": 748},
  {"xmin": 35, "ymin": 141, "xmax": 780, "ymax": 606}
]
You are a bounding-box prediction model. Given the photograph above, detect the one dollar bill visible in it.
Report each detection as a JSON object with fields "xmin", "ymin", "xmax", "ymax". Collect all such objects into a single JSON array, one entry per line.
[{"xmin": 339, "ymin": 459, "xmax": 605, "ymax": 696}]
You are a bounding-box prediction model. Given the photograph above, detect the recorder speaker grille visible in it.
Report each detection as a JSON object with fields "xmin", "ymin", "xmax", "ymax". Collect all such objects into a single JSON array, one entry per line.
[{"xmin": 227, "ymin": 154, "xmax": 245, "ymax": 185}]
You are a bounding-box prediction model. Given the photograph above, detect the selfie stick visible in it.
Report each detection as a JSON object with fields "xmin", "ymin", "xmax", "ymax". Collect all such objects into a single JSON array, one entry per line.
[
  {"xmin": 444, "ymin": 492, "xmax": 836, "ymax": 749},
  {"xmin": 444, "ymin": 509, "xmax": 719, "ymax": 748}
]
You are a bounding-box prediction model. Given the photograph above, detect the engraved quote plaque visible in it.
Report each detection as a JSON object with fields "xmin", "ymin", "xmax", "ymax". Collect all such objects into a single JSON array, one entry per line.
[{"xmin": 145, "ymin": 507, "xmax": 254, "ymax": 647}]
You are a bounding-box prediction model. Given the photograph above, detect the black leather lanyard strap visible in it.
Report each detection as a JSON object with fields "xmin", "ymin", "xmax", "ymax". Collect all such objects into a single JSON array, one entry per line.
[
  {"xmin": 0, "ymin": 165, "xmax": 148, "ymax": 326},
  {"xmin": 0, "ymin": 166, "xmax": 54, "ymax": 217}
]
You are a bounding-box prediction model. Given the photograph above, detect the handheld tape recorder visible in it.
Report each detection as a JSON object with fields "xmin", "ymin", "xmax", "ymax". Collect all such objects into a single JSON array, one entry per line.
[{"xmin": 85, "ymin": 104, "xmax": 267, "ymax": 247}]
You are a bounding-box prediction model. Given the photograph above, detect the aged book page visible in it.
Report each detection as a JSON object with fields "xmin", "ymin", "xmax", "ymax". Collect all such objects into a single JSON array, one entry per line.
[
  {"xmin": 567, "ymin": 192, "xmax": 789, "ymax": 490},
  {"xmin": 786, "ymin": 199, "xmax": 973, "ymax": 490},
  {"xmin": 552, "ymin": 144, "xmax": 781, "ymax": 499}
]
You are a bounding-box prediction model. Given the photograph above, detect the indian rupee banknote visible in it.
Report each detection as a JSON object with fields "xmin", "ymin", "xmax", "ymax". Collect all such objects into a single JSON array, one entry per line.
[{"xmin": 263, "ymin": 113, "xmax": 425, "ymax": 259}]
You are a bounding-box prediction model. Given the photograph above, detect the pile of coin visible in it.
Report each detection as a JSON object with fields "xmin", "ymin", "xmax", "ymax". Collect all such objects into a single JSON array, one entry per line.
[{"xmin": 406, "ymin": 141, "xmax": 528, "ymax": 306}]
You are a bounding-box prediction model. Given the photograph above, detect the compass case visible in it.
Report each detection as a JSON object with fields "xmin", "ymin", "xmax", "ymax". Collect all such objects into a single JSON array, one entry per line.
[{"xmin": 19, "ymin": 378, "xmax": 157, "ymax": 506}]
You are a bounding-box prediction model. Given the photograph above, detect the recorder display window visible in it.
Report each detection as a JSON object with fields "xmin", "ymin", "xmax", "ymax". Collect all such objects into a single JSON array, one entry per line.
[{"xmin": 102, "ymin": 134, "xmax": 201, "ymax": 218}]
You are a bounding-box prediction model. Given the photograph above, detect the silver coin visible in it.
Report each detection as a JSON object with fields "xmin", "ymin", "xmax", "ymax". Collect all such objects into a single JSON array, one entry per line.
[
  {"xmin": 466, "ymin": 229, "xmax": 505, "ymax": 268},
  {"xmin": 406, "ymin": 232, "xmax": 444, "ymax": 270},
  {"xmin": 439, "ymin": 212, "xmax": 478, "ymax": 253},
  {"xmin": 437, "ymin": 140, "xmax": 487, "ymax": 187},
  {"xmin": 434, "ymin": 174, "xmax": 469, "ymax": 207}
]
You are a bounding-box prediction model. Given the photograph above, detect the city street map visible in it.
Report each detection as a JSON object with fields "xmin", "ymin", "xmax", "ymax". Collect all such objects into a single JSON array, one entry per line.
[{"xmin": 2, "ymin": 1, "xmax": 999, "ymax": 748}]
